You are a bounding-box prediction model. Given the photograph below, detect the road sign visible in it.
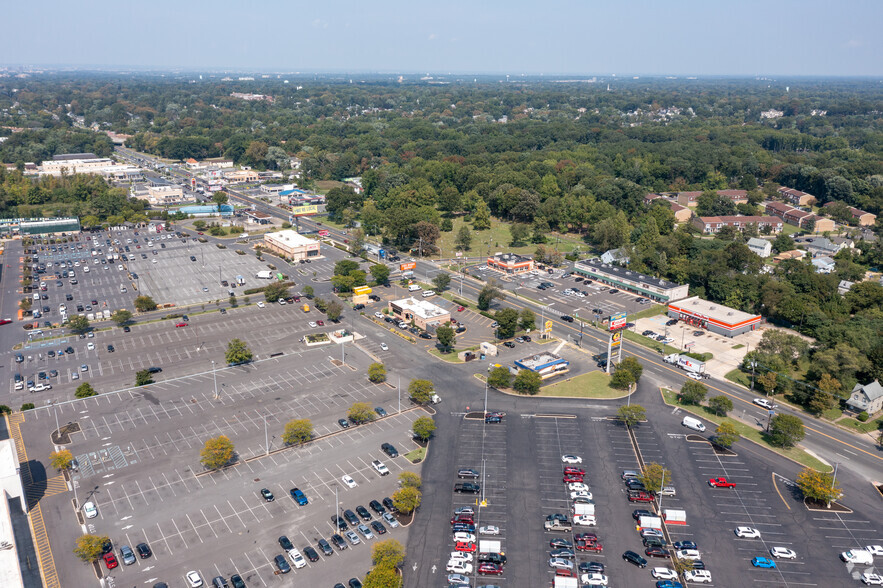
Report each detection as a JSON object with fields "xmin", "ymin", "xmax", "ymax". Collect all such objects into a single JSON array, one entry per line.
[
  {"xmin": 291, "ymin": 205, "xmax": 319, "ymax": 216},
  {"xmin": 609, "ymin": 311, "xmax": 627, "ymax": 331},
  {"xmin": 544, "ymin": 320, "xmax": 553, "ymax": 333},
  {"xmin": 400, "ymin": 262, "xmax": 417, "ymax": 271}
]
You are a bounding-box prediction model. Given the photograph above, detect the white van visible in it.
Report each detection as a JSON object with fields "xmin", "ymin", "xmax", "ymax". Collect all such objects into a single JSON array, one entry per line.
[
  {"xmin": 83, "ymin": 266, "xmax": 90, "ymax": 273},
  {"xmin": 421, "ymin": 290, "xmax": 436, "ymax": 298},
  {"xmin": 408, "ymin": 284, "xmax": 421, "ymax": 292},
  {"xmin": 681, "ymin": 416, "xmax": 706, "ymax": 432}
]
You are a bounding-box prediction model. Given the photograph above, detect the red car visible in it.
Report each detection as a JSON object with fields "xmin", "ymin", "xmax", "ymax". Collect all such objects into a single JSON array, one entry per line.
[
  {"xmin": 563, "ymin": 466, "xmax": 585, "ymax": 476},
  {"xmin": 0, "ymin": 318, "xmax": 12, "ymax": 325},
  {"xmin": 457, "ymin": 306, "xmax": 465, "ymax": 312},
  {"xmin": 175, "ymin": 322, "xmax": 188, "ymax": 328},
  {"xmin": 576, "ymin": 540, "xmax": 603, "ymax": 552},
  {"xmin": 197, "ymin": 231, "xmax": 204, "ymax": 235},
  {"xmin": 455, "ymin": 541, "xmax": 476, "ymax": 553},
  {"xmin": 575, "ymin": 533, "xmax": 598, "ymax": 542},
  {"xmin": 555, "ymin": 568, "xmax": 576, "ymax": 578},
  {"xmin": 709, "ymin": 477, "xmax": 737, "ymax": 488},
  {"xmin": 478, "ymin": 563, "xmax": 503, "ymax": 575},
  {"xmin": 451, "ymin": 514, "xmax": 474, "ymax": 525},
  {"xmin": 645, "ymin": 546, "xmax": 668, "ymax": 558},
  {"xmin": 103, "ymin": 552, "xmax": 119, "ymax": 569},
  {"xmin": 628, "ymin": 491, "xmax": 654, "ymax": 502},
  {"xmin": 317, "ymin": 320, "xmax": 325, "ymax": 326},
  {"xmin": 563, "ymin": 475, "xmax": 584, "ymax": 484}
]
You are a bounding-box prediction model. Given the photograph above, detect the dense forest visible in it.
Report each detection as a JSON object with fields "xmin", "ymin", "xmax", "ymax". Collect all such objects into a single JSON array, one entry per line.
[{"xmin": 1, "ymin": 73, "xmax": 882, "ymax": 407}]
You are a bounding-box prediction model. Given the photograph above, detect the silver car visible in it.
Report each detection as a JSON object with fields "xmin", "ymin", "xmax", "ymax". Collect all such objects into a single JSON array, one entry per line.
[
  {"xmin": 382, "ymin": 512, "xmax": 399, "ymax": 528},
  {"xmin": 357, "ymin": 523, "xmax": 374, "ymax": 540},
  {"xmin": 344, "ymin": 530, "xmax": 361, "ymax": 545}
]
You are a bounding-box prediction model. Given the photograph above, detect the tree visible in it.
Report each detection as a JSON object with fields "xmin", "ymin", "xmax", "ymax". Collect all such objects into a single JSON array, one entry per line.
[
  {"xmin": 370, "ymin": 264, "xmax": 390, "ymax": 285},
  {"xmin": 796, "ymin": 467, "xmax": 842, "ymax": 506},
  {"xmin": 640, "ymin": 462, "xmax": 672, "ymax": 493},
  {"xmin": 477, "ymin": 280, "xmax": 506, "ymax": 310},
  {"xmin": 211, "ymin": 191, "xmax": 229, "ymax": 212},
  {"xmin": 111, "ymin": 309, "xmax": 133, "ymax": 326},
  {"xmin": 200, "ymin": 435, "xmax": 235, "ymax": 469},
  {"xmin": 193, "ymin": 220, "xmax": 207, "ymax": 230},
  {"xmin": 412, "ymin": 416, "xmax": 436, "ymax": 441},
  {"xmin": 326, "ymin": 299, "xmax": 344, "ymax": 322},
  {"xmin": 49, "ymin": 449, "xmax": 73, "ymax": 470},
  {"xmin": 75, "ymin": 382, "xmax": 97, "ymax": 398},
  {"xmin": 610, "ymin": 366, "xmax": 635, "ymax": 390},
  {"xmin": 74, "ymin": 534, "xmax": 110, "ymax": 562},
  {"xmin": 494, "ymin": 308, "xmax": 520, "ymax": 339},
  {"xmin": 225, "ymin": 338, "xmax": 253, "ymax": 365},
  {"xmin": 435, "ymin": 325, "xmax": 455, "ymax": 351},
  {"xmin": 68, "ymin": 315, "xmax": 90, "ymax": 334},
  {"xmin": 756, "ymin": 371, "xmax": 778, "ymax": 395},
  {"xmin": 282, "ymin": 419, "xmax": 313, "ymax": 445},
  {"xmin": 372, "ymin": 539, "xmax": 406, "ymax": 568},
  {"xmin": 768, "ymin": 414, "xmax": 805, "ymax": 448},
  {"xmin": 20, "ymin": 403, "xmax": 35, "ymax": 411},
  {"xmin": 391, "ymin": 486, "xmax": 421, "ymax": 514},
  {"xmin": 472, "ymin": 198, "xmax": 492, "ymax": 230},
  {"xmin": 618, "ymin": 404, "xmax": 646, "ymax": 427},
  {"xmin": 134, "ymin": 295, "xmax": 157, "ymax": 312},
  {"xmin": 334, "ymin": 259, "xmax": 360, "ymax": 276},
  {"xmin": 135, "ymin": 370, "xmax": 153, "ymax": 386},
  {"xmin": 368, "ymin": 362, "xmax": 387, "ymax": 383},
  {"xmin": 415, "ymin": 221, "xmax": 441, "ymax": 255},
  {"xmin": 363, "ymin": 565, "xmax": 402, "ymax": 588},
  {"xmin": 714, "ymin": 422, "xmax": 740, "ymax": 448},
  {"xmin": 398, "ymin": 471, "xmax": 422, "ymax": 489},
  {"xmin": 408, "ymin": 379, "xmax": 434, "ymax": 404},
  {"xmin": 348, "ymin": 402, "xmax": 375, "ymax": 424},
  {"xmin": 509, "ymin": 223, "xmax": 530, "ymax": 246},
  {"xmin": 679, "ymin": 380, "xmax": 708, "ymax": 405},
  {"xmin": 263, "ymin": 281, "xmax": 289, "ymax": 303},
  {"xmin": 519, "ymin": 308, "xmax": 536, "ymax": 331},
  {"xmin": 432, "ymin": 273, "xmax": 451, "ymax": 292},
  {"xmin": 303, "ymin": 285, "xmax": 314, "ymax": 298},
  {"xmin": 455, "ymin": 225, "xmax": 472, "ymax": 251},
  {"xmin": 708, "ymin": 395, "xmax": 734, "ymax": 417},
  {"xmin": 619, "ymin": 357, "xmax": 644, "ymax": 383},
  {"xmin": 487, "ymin": 366, "xmax": 512, "ymax": 389},
  {"xmin": 513, "ymin": 369, "xmax": 542, "ymax": 395}
]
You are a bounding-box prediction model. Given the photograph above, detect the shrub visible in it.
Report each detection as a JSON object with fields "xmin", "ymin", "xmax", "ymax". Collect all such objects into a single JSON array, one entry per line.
[{"xmin": 857, "ymin": 412, "xmax": 870, "ymax": 422}]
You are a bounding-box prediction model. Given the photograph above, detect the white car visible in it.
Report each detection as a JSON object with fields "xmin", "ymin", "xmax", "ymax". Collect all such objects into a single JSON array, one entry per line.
[
  {"xmin": 735, "ymin": 527, "xmax": 761, "ymax": 538},
  {"xmin": 652, "ymin": 567, "xmax": 678, "ymax": 580},
  {"xmin": 379, "ymin": 342, "xmax": 388, "ymax": 351},
  {"xmin": 676, "ymin": 549, "xmax": 702, "ymax": 560},
  {"xmin": 257, "ymin": 301, "xmax": 265, "ymax": 308},
  {"xmin": 658, "ymin": 486, "xmax": 676, "ymax": 496},
  {"xmin": 117, "ymin": 264, "xmax": 123, "ymax": 271},
  {"xmin": 867, "ymin": 545, "xmax": 883, "ymax": 556},
  {"xmin": 278, "ymin": 298, "xmax": 286, "ymax": 305},
  {"xmin": 374, "ymin": 312, "xmax": 384, "ymax": 319},
  {"xmin": 548, "ymin": 557, "xmax": 573, "ymax": 569},
  {"xmin": 449, "ymin": 551, "xmax": 473, "ymax": 562},
  {"xmin": 446, "ymin": 561, "xmax": 472, "ymax": 574},
  {"xmin": 342, "ymin": 475, "xmax": 357, "ymax": 489},
  {"xmin": 568, "ymin": 482, "xmax": 589, "ymax": 492},
  {"xmin": 561, "ymin": 454, "xmax": 583, "ymax": 464},
  {"xmin": 288, "ymin": 548, "xmax": 306, "ymax": 569},
  {"xmin": 479, "ymin": 525, "xmax": 500, "ymax": 535},
  {"xmin": 684, "ymin": 569, "xmax": 712, "ymax": 583},
  {"xmin": 453, "ymin": 532, "xmax": 476, "ymax": 543},
  {"xmin": 580, "ymin": 573, "xmax": 609, "ymax": 586},
  {"xmin": 29, "ymin": 383, "xmax": 51, "ymax": 392},
  {"xmin": 752, "ymin": 398, "xmax": 776, "ymax": 409},
  {"xmin": 86, "ymin": 342, "xmax": 95, "ymax": 350},
  {"xmin": 573, "ymin": 515, "xmax": 597, "ymax": 526},
  {"xmin": 186, "ymin": 571, "xmax": 204, "ymax": 587},
  {"xmin": 769, "ymin": 546, "xmax": 797, "ymax": 559},
  {"xmin": 862, "ymin": 573, "xmax": 883, "ymax": 586},
  {"xmin": 570, "ymin": 490, "xmax": 593, "ymax": 501},
  {"xmin": 686, "ymin": 372, "xmax": 703, "ymax": 380},
  {"xmin": 309, "ymin": 321, "xmax": 318, "ymax": 328},
  {"xmin": 82, "ymin": 501, "xmax": 98, "ymax": 519}
]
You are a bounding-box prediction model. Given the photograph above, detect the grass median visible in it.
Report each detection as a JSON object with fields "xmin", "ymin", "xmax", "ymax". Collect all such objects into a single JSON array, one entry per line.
[
  {"xmin": 660, "ymin": 388, "xmax": 832, "ymax": 472},
  {"xmin": 539, "ymin": 370, "xmax": 626, "ymax": 399}
]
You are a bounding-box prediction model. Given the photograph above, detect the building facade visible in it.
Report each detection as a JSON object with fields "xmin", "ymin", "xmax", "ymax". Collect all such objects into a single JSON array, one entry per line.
[
  {"xmin": 487, "ymin": 253, "xmax": 535, "ymax": 275},
  {"xmin": 514, "ymin": 352, "xmax": 570, "ymax": 379},
  {"xmin": 262, "ymin": 230, "xmax": 320, "ymax": 260},
  {"xmin": 691, "ymin": 215, "xmax": 783, "ymax": 234},
  {"xmin": 747, "ymin": 238, "xmax": 772, "ymax": 258},
  {"xmin": 573, "ymin": 259, "xmax": 689, "ymax": 303},
  {"xmin": 387, "ymin": 297, "xmax": 451, "ymax": 331},
  {"xmin": 777, "ymin": 186, "xmax": 816, "ymax": 207},
  {"xmin": 667, "ymin": 296, "xmax": 761, "ymax": 337},
  {"xmin": 846, "ymin": 381, "xmax": 883, "ymax": 415}
]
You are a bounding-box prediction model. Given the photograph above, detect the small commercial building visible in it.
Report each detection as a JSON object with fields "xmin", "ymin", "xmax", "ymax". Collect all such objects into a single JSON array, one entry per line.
[
  {"xmin": 388, "ymin": 297, "xmax": 451, "ymax": 331},
  {"xmin": 8, "ymin": 217, "xmax": 82, "ymax": 235},
  {"xmin": 244, "ymin": 210, "xmax": 273, "ymax": 225},
  {"xmin": 667, "ymin": 296, "xmax": 761, "ymax": 337},
  {"xmin": 145, "ymin": 185, "xmax": 192, "ymax": 206},
  {"xmin": 573, "ymin": 259, "xmax": 689, "ymax": 303},
  {"xmin": 262, "ymin": 230, "xmax": 320, "ymax": 260},
  {"xmin": 179, "ymin": 204, "xmax": 234, "ymax": 218},
  {"xmin": 487, "ymin": 253, "xmax": 535, "ymax": 275},
  {"xmin": 514, "ymin": 352, "xmax": 570, "ymax": 379}
]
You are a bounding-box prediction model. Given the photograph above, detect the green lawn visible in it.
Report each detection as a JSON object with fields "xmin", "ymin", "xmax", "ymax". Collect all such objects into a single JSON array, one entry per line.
[
  {"xmin": 836, "ymin": 415, "xmax": 883, "ymax": 434},
  {"xmin": 780, "ymin": 223, "xmax": 801, "ymax": 236},
  {"xmin": 627, "ymin": 304, "xmax": 666, "ymax": 321},
  {"xmin": 404, "ymin": 447, "xmax": 426, "ymax": 463},
  {"xmin": 660, "ymin": 389, "xmax": 832, "ymax": 472},
  {"xmin": 436, "ymin": 216, "xmax": 588, "ymax": 258},
  {"xmin": 540, "ymin": 371, "xmax": 626, "ymax": 399},
  {"xmin": 428, "ymin": 348, "xmax": 467, "ymax": 363},
  {"xmin": 724, "ymin": 368, "xmax": 752, "ymax": 388}
]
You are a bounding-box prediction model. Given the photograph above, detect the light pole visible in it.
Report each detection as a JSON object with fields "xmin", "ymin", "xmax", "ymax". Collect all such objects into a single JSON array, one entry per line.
[
  {"xmin": 264, "ymin": 414, "xmax": 270, "ymax": 456},
  {"xmin": 829, "ymin": 462, "xmax": 839, "ymax": 506},
  {"xmin": 212, "ymin": 360, "xmax": 219, "ymax": 399},
  {"xmin": 397, "ymin": 376, "xmax": 401, "ymax": 414}
]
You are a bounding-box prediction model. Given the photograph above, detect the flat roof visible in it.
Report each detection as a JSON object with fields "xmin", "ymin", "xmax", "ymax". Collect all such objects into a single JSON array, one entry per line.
[
  {"xmin": 490, "ymin": 253, "xmax": 532, "ymax": 264},
  {"xmin": 515, "ymin": 352, "xmax": 567, "ymax": 370},
  {"xmin": 264, "ymin": 230, "xmax": 318, "ymax": 247},
  {"xmin": 576, "ymin": 259, "xmax": 682, "ymax": 290},
  {"xmin": 668, "ymin": 296, "xmax": 760, "ymax": 325},
  {"xmin": 390, "ymin": 297, "xmax": 450, "ymax": 320},
  {"xmin": 0, "ymin": 440, "xmax": 24, "ymax": 588}
]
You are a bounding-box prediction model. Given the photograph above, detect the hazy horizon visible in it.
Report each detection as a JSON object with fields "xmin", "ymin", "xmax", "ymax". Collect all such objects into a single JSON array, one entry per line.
[{"xmin": 2, "ymin": 0, "xmax": 881, "ymax": 77}]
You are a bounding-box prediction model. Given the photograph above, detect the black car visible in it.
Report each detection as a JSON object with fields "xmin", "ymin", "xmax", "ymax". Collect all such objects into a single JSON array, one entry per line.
[
  {"xmin": 333, "ymin": 514, "xmax": 348, "ymax": 530},
  {"xmin": 381, "ymin": 443, "xmax": 398, "ymax": 458},
  {"xmin": 666, "ymin": 319, "xmax": 678, "ymax": 326},
  {"xmin": 230, "ymin": 575, "xmax": 246, "ymax": 588},
  {"xmin": 560, "ymin": 315, "xmax": 574, "ymax": 322},
  {"xmin": 674, "ymin": 540, "xmax": 698, "ymax": 550},
  {"xmin": 579, "ymin": 561, "xmax": 605, "ymax": 573},
  {"xmin": 622, "ymin": 550, "xmax": 648, "ymax": 568},
  {"xmin": 502, "ymin": 341, "xmax": 515, "ymax": 348},
  {"xmin": 369, "ymin": 500, "xmax": 385, "ymax": 515},
  {"xmin": 147, "ymin": 367, "xmax": 162, "ymax": 373},
  {"xmin": 522, "ymin": 335, "xmax": 532, "ymax": 342},
  {"xmin": 136, "ymin": 542, "xmax": 152, "ymax": 558},
  {"xmin": 123, "ymin": 326, "xmax": 131, "ymax": 332},
  {"xmin": 48, "ymin": 350, "xmax": 56, "ymax": 358},
  {"xmin": 106, "ymin": 344, "xmax": 115, "ymax": 353},
  {"xmin": 550, "ymin": 548, "xmax": 575, "ymax": 559},
  {"xmin": 691, "ymin": 559, "xmax": 707, "ymax": 570},
  {"xmin": 626, "ymin": 479, "xmax": 646, "ymax": 492},
  {"xmin": 550, "ymin": 538, "xmax": 573, "ymax": 549},
  {"xmin": 478, "ymin": 552, "xmax": 507, "ymax": 565},
  {"xmin": 317, "ymin": 538, "xmax": 334, "ymax": 556},
  {"xmin": 331, "ymin": 533, "xmax": 348, "ymax": 550},
  {"xmin": 348, "ymin": 580, "xmax": 363, "ymax": 588},
  {"xmin": 303, "ymin": 546, "xmax": 320, "ymax": 562},
  {"xmin": 485, "ymin": 415, "xmax": 502, "ymax": 424},
  {"xmin": 356, "ymin": 505, "xmax": 372, "ymax": 521},
  {"xmin": 382, "ymin": 497, "xmax": 395, "ymax": 512},
  {"xmin": 375, "ymin": 407, "xmax": 388, "ymax": 417},
  {"xmin": 101, "ymin": 539, "xmax": 113, "ymax": 555},
  {"xmin": 260, "ymin": 488, "xmax": 275, "ymax": 502},
  {"xmin": 418, "ymin": 332, "xmax": 431, "ymax": 339},
  {"xmin": 190, "ymin": 256, "xmax": 197, "ymax": 262},
  {"xmin": 338, "ymin": 419, "xmax": 350, "ymax": 429},
  {"xmin": 370, "ymin": 520, "xmax": 386, "ymax": 535},
  {"xmin": 279, "ymin": 535, "xmax": 294, "ymax": 551},
  {"xmin": 274, "ymin": 554, "xmax": 290, "ymax": 573},
  {"xmin": 343, "ymin": 509, "xmax": 359, "ymax": 526}
]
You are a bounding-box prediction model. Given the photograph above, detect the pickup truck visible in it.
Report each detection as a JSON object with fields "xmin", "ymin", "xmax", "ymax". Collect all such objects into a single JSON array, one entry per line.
[
  {"xmin": 708, "ymin": 477, "xmax": 737, "ymax": 488},
  {"xmin": 372, "ymin": 460, "xmax": 390, "ymax": 476},
  {"xmin": 454, "ymin": 483, "xmax": 481, "ymax": 494},
  {"xmin": 544, "ymin": 519, "xmax": 572, "ymax": 532}
]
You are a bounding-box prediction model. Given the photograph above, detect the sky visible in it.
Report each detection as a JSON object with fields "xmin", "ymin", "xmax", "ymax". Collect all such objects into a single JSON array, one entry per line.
[{"xmin": 3, "ymin": 0, "xmax": 881, "ymax": 76}]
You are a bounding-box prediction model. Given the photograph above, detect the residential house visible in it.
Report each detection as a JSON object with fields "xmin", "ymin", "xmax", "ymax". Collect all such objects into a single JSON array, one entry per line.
[
  {"xmin": 691, "ymin": 216, "xmax": 783, "ymax": 234},
  {"xmin": 676, "ymin": 191, "xmax": 703, "ymax": 207},
  {"xmin": 846, "ymin": 381, "xmax": 883, "ymax": 415},
  {"xmin": 747, "ymin": 238, "xmax": 772, "ymax": 258},
  {"xmin": 823, "ymin": 202, "xmax": 877, "ymax": 226},
  {"xmin": 837, "ymin": 280, "xmax": 854, "ymax": 295},
  {"xmin": 811, "ymin": 256, "xmax": 836, "ymax": 274},
  {"xmin": 777, "ymin": 187, "xmax": 816, "ymax": 207},
  {"xmin": 600, "ymin": 248, "xmax": 629, "ymax": 265},
  {"xmin": 773, "ymin": 250, "xmax": 806, "ymax": 262},
  {"xmin": 803, "ymin": 237, "xmax": 843, "ymax": 258},
  {"xmin": 764, "ymin": 201, "xmax": 835, "ymax": 233}
]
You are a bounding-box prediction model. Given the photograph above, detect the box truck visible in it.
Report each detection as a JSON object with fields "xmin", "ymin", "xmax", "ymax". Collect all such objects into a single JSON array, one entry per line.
[{"xmin": 663, "ymin": 354, "xmax": 708, "ymax": 377}]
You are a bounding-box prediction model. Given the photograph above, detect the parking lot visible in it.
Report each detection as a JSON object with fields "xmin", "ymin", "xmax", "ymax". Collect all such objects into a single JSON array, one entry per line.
[{"xmin": 19, "ymin": 344, "xmax": 424, "ymax": 587}]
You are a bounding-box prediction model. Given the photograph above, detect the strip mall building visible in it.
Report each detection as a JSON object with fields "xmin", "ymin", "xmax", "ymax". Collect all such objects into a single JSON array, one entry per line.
[{"xmin": 667, "ymin": 296, "xmax": 761, "ymax": 337}]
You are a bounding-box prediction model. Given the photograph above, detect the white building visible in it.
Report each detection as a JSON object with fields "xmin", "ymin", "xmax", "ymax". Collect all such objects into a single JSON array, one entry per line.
[
  {"xmin": 747, "ymin": 238, "xmax": 772, "ymax": 258},
  {"xmin": 145, "ymin": 185, "xmax": 193, "ymax": 206},
  {"xmin": 39, "ymin": 157, "xmax": 141, "ymax": 179},
  {"xmin": 262, "ymin": 230, "xmax": 321, "ymax": 260}
]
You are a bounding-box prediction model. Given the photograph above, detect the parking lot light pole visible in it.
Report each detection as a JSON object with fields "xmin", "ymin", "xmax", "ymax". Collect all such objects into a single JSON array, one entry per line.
[
  {"xmin": 264, "ymin": 415, "xmax": 270, "ymax": 456},
  {"xmin": 397, "ymin": 376, "xmax": 401, "ymax": 415},
  {"xmin": 212, "ymin": 360, "xmax": 219, "ymax": 399}
]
